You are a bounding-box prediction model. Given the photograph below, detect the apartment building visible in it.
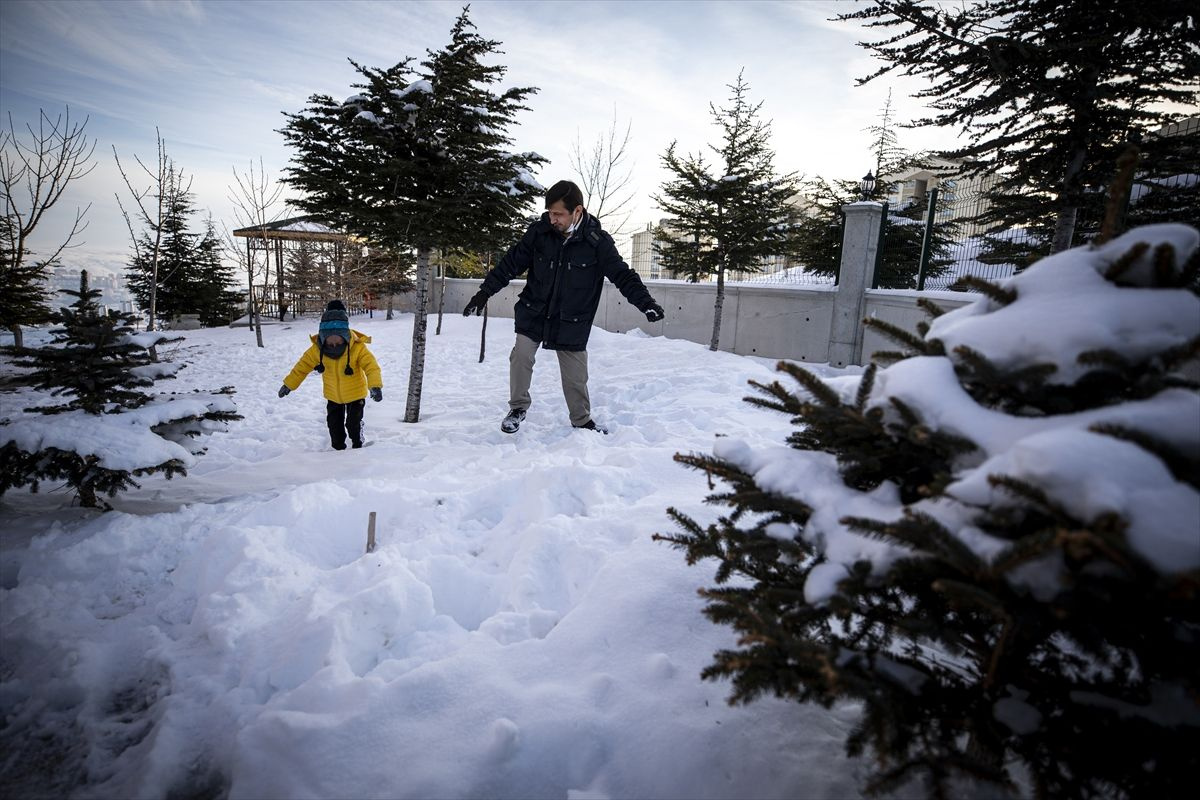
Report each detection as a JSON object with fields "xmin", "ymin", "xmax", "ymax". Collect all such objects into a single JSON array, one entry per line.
[
  {"xmin": 629, "ymin": 221, "xmax": 670, "ymax": 281},
  {"xmin": 883, "ymin": 157, "xmax": 1000, "ymax": 239}
]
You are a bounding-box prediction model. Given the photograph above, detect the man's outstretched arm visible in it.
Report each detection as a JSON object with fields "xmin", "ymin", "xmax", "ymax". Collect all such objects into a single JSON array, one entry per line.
[{"xmin": 464, "ymin": 225, "xmax": 537, "ymax": 316}]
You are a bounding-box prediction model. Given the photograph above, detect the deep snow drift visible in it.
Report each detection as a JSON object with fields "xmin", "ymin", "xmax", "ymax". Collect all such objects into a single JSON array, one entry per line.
[{"xmin": 1, "ymin": 315, "xmax": 871, "ymax": 800}]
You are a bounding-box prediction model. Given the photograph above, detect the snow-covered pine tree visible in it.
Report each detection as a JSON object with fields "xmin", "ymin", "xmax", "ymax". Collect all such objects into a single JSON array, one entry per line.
[
  {"xmin": 280, "ymin": 7, "xmax": 544, "ymax": 422},
  {"xmin": 653, "ymin": 71, "xmax": 800, "ymax": 350},
  {"xmin": 192, "ymin": 217, "xmax": 244, "ymax": 327},
  {"xmin": 657, "ymin": 224, "xmax": 1200, "ymax": 799},
  {"xmin": 0, "ymin": 271, "xmax": 240, "ymax": 509},
  {"xmin": 0, "ymin": 214, "xmax": 56, "ymax": 345},
  {"xmin": 20, "ymin": 274, "xmax": 159, "ymax": 408}
]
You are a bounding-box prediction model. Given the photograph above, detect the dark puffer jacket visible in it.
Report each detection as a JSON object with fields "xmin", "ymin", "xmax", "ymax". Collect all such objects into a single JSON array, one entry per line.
[{"xmin": 480, "ymin": 211, "xmax": 656, "ymax": 351}]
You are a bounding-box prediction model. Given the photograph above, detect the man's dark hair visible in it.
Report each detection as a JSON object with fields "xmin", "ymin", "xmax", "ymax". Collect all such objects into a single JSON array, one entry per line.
[{"xmin": 545, "ymin": 180, "xmax": 584, "ymax": 211}]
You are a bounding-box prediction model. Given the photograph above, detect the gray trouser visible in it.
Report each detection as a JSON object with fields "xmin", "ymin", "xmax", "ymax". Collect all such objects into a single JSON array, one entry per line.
[{"xmin": 509, "ymin": 333, "xmax": 591, "ymax": 426}]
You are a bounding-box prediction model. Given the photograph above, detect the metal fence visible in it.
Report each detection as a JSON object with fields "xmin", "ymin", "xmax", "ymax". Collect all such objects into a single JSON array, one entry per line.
[
  {"xmin": 915, "ymin": 187, "xmax": 1021, "ymax": 291},
  {"xmin": 1123, "ymin": 129, "xmax": 1199, "ymax": 232}
]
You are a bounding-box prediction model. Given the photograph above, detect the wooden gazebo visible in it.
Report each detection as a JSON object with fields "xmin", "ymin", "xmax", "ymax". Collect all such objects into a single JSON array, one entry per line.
[{"xmin": 232, "ymin": 215, "xmax": 357, "ymax": 319}]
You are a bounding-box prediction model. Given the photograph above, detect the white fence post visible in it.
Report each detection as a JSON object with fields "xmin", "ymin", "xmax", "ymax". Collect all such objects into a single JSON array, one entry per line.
[{"xmin": 828, "ymin": 201, "xmax": 885, "ymax": 367}]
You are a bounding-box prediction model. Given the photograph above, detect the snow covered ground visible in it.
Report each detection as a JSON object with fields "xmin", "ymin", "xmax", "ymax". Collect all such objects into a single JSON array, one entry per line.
[{"xmin": 0, "ymin": 315, "xmax": 874, "ymax": 799}]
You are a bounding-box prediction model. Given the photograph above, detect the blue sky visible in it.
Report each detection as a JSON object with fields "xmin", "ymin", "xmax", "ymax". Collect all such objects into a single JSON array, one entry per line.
[{"xmin": 1, "ymin": 0, "xmax": 963, "ymax": 264}]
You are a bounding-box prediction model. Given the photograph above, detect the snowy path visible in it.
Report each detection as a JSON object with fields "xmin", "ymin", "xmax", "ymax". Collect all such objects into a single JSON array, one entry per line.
[{"xmin": 1, "ymin": 315, "xmax": 871, "ymax": 799}]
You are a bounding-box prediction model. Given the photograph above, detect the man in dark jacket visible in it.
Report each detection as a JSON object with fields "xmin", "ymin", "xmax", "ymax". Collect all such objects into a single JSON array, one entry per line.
[{"xmin": 463, "ymin": 180, "xmax": 665, "ymax": 434}]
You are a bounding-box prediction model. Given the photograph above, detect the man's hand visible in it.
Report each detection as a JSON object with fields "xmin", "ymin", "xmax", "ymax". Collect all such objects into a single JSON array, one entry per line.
[
  {"xmin": 463, "ymin": 289, "xmax": 490, "ymax": 316},
  {"xmin": 370, "ymin": 387, "xmax": 383, "ymax": 402},
  {"xmin": 278, "ymin": 385, "xmax": 291, "ymax": 398},
  {"xmin": 644, "ymin": 302, "xmax": 665, "ymax": 323}
]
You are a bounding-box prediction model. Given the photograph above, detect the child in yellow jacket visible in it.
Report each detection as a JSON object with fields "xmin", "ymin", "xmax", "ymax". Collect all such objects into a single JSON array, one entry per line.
[{"xmin": 278, "ymin": 299, "xmax": 383, "ymax": 450}]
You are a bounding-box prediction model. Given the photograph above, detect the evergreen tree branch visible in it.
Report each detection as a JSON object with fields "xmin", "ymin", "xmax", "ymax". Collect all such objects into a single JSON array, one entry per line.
[{"xmin": 945, "ymin": 275, "xmax": 1016, "ymax": 306}]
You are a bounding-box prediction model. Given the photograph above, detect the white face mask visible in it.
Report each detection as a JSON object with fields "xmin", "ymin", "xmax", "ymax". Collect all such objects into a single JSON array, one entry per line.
[{"xmin": 566, "ymin": 209, "xmax": 582, "ymax": 234}]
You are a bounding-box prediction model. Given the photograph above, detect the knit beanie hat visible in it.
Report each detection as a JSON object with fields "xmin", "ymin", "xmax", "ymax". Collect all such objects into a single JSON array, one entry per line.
[
  {"xmin": 318, "ymin": 299, "xmax": 351, "ymax": 347},
  {"xmin": 315, "ymin": 299, "xmax": 354, "ymax": 376}
]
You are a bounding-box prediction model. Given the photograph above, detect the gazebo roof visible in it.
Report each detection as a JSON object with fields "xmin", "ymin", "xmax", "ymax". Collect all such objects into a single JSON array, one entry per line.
[{"xmin": 232, "ymin": 215, "xmax": 353, "ymax": 243}]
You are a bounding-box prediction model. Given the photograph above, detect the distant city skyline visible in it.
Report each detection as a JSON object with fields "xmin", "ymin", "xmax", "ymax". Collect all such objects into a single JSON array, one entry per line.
[{"xmin": 1, "ymin": 0, "xmax": 968, "ymax": 268}]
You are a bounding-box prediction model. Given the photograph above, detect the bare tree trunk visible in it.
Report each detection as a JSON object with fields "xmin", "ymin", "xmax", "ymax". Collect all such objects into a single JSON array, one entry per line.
[
  {"xmin": 1050, "ymin": 145, "xmax": 1087, "ymax": 254},
  {"xmin": 404, "ymin": 248, "xmax": 432, "ymax": 423},
  {"xmin": 710, "ymin": 207, "xmax": 725, "ymax": 351},
  {"xmin": 244, "ymin": 240, "xmax": 255, "ymax": 337},
  {"xmin": 227, "ymin": 158, "xmax": 282, "ymax": 348},
  {"xmin": 252, "ymin": 284, "xmax": 264, "ymax": 349},
  {"xmin": 1050, "ymin": 205, "xmax": 1079, "ymax": 255},
  {"xmin": 710, "ymin": 264, "xmax": 725, "ymax": 352},
  {"xmin": 147, "ymin": 202, "xmax": 162, "ymax": 333}
]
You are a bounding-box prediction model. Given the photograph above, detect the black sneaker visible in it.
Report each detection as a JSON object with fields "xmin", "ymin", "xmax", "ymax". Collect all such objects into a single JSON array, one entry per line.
[
  {"xmin": 574, "ymin": 420, "xmax": 608, "ymax": 435},
  {"xmin": 501, "ymin": 409, "xmax": 527, "ymax": 434}
]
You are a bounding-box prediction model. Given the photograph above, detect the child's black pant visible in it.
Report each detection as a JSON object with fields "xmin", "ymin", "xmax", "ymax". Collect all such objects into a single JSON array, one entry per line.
[{"xmin": 326, "ymin": 399, "xmax": 365, "ymax": 450}]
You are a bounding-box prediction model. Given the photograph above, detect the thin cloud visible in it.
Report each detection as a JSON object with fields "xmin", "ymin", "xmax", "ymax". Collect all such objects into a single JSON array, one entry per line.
[
  {"xmin": 2, "ymin": 1, "xmax": 190, "ymax": 82},
  {"xmin": 137, "ymin": 0, "xmax": 207, "ymax": 22}
]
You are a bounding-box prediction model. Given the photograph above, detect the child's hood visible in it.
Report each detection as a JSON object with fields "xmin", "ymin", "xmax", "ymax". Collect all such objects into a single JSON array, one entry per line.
[{"xmin": 308, "ymin": 328, "xmax": 372, "ymax": 346}]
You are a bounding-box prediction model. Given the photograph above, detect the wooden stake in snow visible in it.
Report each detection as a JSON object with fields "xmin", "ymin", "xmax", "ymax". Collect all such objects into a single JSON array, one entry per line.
[{"xmin": 366, "ymin": 511, "xmax": 377, "ymax": 554}]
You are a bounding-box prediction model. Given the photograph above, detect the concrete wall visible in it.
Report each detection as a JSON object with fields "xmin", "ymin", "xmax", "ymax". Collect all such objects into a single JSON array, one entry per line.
[
  {"xmin": 861, "ymin": 289, "xmax": 974, "ymax": 362},
  {"xmin": 413, "ymin": 275, "xmax": 969, "ymax": 366}
]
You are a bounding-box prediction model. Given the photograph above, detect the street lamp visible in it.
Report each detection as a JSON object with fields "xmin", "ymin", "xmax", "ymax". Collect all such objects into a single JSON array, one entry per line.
[{"xmin": 859, "ymin": 171, "xmax": 876, "ymax": 201}]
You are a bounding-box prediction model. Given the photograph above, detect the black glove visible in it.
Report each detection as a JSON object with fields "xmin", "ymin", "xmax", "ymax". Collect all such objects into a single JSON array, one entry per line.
[
  {"xmin": 278, "ymin": 385, "xmax": 291, "ymax": 398},
  {"xmin": 463, "ymin": 289, "xmax": 490, "ymax": 316},
  {"xmin": 644, "ymin": 302, "xmax": 665, "ymax": 323},
  {"xmin": 370, "ymin": 387, "xmax": 382, "ymax": 402}
]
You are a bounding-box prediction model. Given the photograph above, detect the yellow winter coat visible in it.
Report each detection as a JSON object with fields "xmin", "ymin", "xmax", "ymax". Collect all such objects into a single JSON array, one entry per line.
[{"xmin": 283, "ymin": 329, "xmax": 382, "ymax": 404}]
